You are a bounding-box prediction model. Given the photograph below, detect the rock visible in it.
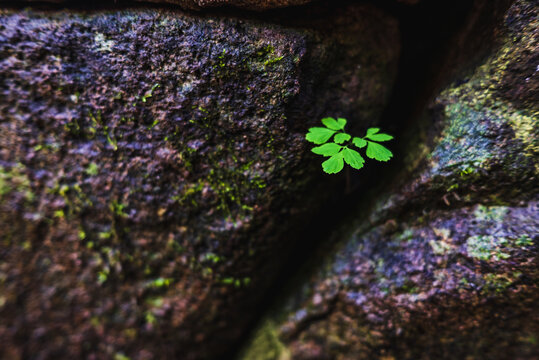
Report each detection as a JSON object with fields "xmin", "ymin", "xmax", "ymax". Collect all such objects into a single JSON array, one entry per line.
[
  {"xmin": 145, "ymin": 0, "xmax": 312, "ymax": 11},
  {"xmin": 241, "ymin": 0, "xmax": 538, "ymax": 358},
  {"xmin": 0, "ymin": 0, "xmax": 435, "ymax": 11},
  {"xmin": 0, "ymin": 0, "xmax": 313, "ymax": 11},
  {"xmin": 0, "ymin": 5, "xmax": 399, "ymax": 359},
  {"xmin": 149, "ymin": 0, "xmax": 433, "ymax": 11}
]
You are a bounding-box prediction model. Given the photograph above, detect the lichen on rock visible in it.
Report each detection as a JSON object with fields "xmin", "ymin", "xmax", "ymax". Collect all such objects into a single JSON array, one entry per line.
[
  {"xmin": 0, "ymin": 4, "xmax": 399, "ymax": 359},
  {"xmin": 240, "ymin": 1, "xmax": 538, "ymax": 358}
]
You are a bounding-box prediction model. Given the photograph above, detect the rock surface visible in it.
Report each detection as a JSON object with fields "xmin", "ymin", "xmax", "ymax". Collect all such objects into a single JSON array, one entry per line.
[
  {"xmin": 0, "ymin": 5, "xmax": 399, "ymax": 360},
  {"xmin": 141, "ymin": 0, "xmax": 428, "ymax": 11},
  {"xmin": 0, "ymin": 0, "xmax": 426, "ymax": 11},
  {"xmin": 146, "ymin": 0, "xmax": 312, "ymax": 11},
  {"xmin": 0, "ymin": 0, "xmax": 312, "ymax": 10},
  {"xmin": 241, "ymin": 0, "xmax": 538, "ymax": 358}
]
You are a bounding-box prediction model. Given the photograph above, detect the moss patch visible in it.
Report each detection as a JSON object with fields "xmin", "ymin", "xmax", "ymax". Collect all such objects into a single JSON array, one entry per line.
[
  {"xmin": 240, "ymin": 320, "xmax": 290, "ymax": 360},
  {"xmin": 0, "ymin": 164, "xmax": 34, "ymax": 202}
]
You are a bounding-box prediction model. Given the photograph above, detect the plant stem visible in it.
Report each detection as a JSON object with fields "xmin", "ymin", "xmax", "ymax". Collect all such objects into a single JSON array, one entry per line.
[{"xmin": 345, "ymin": 166, "xmax": 351, "ymax": 194}]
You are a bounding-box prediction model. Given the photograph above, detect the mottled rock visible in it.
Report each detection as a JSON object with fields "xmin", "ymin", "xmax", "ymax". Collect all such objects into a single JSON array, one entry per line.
[
  {"xmin": 146, "ymin": 0, "xmax": 311, "ymax": 11},
  {"xmin": 143, "ymin": 0, "xmax": 433, "ymax": 11},
  {"xmin": 0, "ymin": 0, "xmax": 429, "ymax": 11},
  {"xmin": 0, "ymin": 5, "xmax": 399, "ymax": 360},
  {"xmin": 241, "ymin": 1, "xmax": 538, "ymax": 359},
  {"xmin": 1, "ymin": 0, "xmax": 312, "ymax": 11}
]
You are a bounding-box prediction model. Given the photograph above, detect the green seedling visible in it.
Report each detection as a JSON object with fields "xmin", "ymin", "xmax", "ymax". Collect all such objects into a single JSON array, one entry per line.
[{"xmin": 306, "ymin": 117, "xmax": 394, "ymax": 174}]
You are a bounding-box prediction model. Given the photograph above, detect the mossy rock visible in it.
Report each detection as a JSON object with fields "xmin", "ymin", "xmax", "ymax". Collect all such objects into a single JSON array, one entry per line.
[
  {"xmin": 0, "ymin": 5, "xmax": 399, "ymax": 359},
  {"xmin": 241, "ymin": 1, "xmax": 538, "ymax": 358}
]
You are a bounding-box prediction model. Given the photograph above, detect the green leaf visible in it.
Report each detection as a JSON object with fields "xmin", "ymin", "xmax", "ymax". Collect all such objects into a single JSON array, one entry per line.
[
  {"xmin": 321, "ymin": 117, "xmax": 345, "ymax": 131},
  {"xmin": 365, "ymin": 133, "xmax": 393, "ymax": 141},
  {"xmin": 366, "ymin": 128, "xmax": 380, "ymax": 136},
  {"xmin": 322, "ymin": 152, "xmax": 344, "ymax": 174},
  {"xmin": 366, "ymin": 141, "xmax": 393, "ymax": 161},
  {"xmin": 337, "ymin": 118, "xmax": 347, "ymax": 129},
  {"xmin": 334, "ymin": 133, "xmax": 351, "ymax": 144},
  {"xmin": 311, "ymin": 143, "xmax": 342, "ymax": 156},
  {"xmin": 352, "ymin": 137, "xmax": 367, "ymax": 148},
  {"xmin": 342, "ymin": 148, "xmax": 365, "ymax": 169},
  {"xmin": 306, "ymin": 127, "xmax": 336, "ymax": 144}
]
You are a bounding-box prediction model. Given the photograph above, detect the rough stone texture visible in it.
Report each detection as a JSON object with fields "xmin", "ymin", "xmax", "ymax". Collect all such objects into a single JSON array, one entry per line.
[
  {"xmin": 241, "ymin": 1, "xmax": 538, "ymax": 359},
  {"xmin": 0, "ymin": 0, "xmax": 426, "ymax": 11},
  {"xmin": 0, "ymin": 0, "xmax": 312, "ymax": 11},
  {"xmin": 142, "ymin": 0, "xmax": 429, "ymax": 11},
  {"xmin": 145, "ymin": 0, "xmax": 312, "ymax": 11},
  {"xmin": 0, "ymin": 5, "xmax": 399, "ymax": 360}
]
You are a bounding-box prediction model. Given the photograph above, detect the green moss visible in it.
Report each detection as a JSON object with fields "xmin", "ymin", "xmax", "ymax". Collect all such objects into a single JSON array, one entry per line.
[
  {"xmin": 264, "ymin": 55, "xmax": 285, "ymax": 67},
  {"xmin": 141, "ymin": 83, "xmax": 160, "ymax": 103},
  {"xmin": 437, "ymin": 16, "xmax": 538, "ymax": 164},
  {"xmin": 48, "ymin": 181, "xmax": 92, "ymax": 218},
  {"xmin": 259, "ymin": 44, "xmax": 286, "ymax": 68},
  {"xmin": 147, "ymin": 277, "xmax": 172, "ymax": 289},
  {"xmin": 170, "ymin": 144, "xmax": 266, "ymax": 220},
  {"xmin": 482, "ymin": 273, "xmax": 514, "ymax": 295},
  {"xmin": 109, "ymin": 200, "xmax": 128, "ymax": 218},
  {"xmin": 203, "ymin": 253, "xmax": 222, "ymax": 264},
  {"xmin": 85, "ymin": 162, "xmax": 99, "ymax": 176},
  {"xmin": 64, "ymin": 117, "xmax": 82, "ymax": 136},
  {"xmin": 114, "ymin": 353, "xmax": 131, "ymax": 360},
  {"xmin": 145, "ymin": 297, "xmax": 164, "ymax": 308},
  {"xmin": 218, "ymin": 276, "xmax": 252, "ymax": 288},
  {"xmin": 220, "ymin": 277, "xmax": 234, "ymax": 285},
  {"xmin": 246, "ymin": 43, "xmax": 288, "ymax": 73},
  {"xmin": 446, "ymin": 183, "xmax": 459, "ymax": 192},
  {"xmin": 0, "ymin": 163, "xmax": 34, "ymax": 202},
  {"xmin": 515, "ymin": 234, "xmax": 533, "ymax": 247},
  {"xmin": 508, "ymin": 109, "xmax": 539, "ymax": 159},
  {"xmin": 97, "ymin": 270, "xmax": 109, "ymax": 284},
  {"xmin": 145, "ymin": 311, "xmax": 157, "ymax": 325},
  {"xmin": 239, "ymin": 320, "xmax": 290, "ymax": 360},
  {"xmin": 431, "ymin": 14, "xmax": 539, "ymax": 188},
  {"xmin": 522, "ymin": 334, "xmax": 538, "ymax": 345}
]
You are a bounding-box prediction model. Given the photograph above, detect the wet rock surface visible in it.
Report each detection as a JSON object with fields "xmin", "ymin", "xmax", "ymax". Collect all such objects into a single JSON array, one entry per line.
[
  {"xmin": 241, "ymin": 0, "xmax": 538, "ymax": 358},
  {"xmin": 0, "ymin": 4, "xmax": 400, "ymax": 359}
]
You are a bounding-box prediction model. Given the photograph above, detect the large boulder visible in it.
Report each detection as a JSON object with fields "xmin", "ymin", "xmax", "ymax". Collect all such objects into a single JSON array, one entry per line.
[
  {"xmin": 0, "ymin": 4, "xmax": 399, "ymax": 359},
  {"xmin": 241, "ymin": 0, "xmax": 538, "ymax": 358}
]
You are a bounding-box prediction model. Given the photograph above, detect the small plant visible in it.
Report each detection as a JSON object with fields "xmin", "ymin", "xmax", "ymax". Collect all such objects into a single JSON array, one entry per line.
[{"xmin": 306, "ymin": 117, "xmax": 394, "ymax": 174}]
